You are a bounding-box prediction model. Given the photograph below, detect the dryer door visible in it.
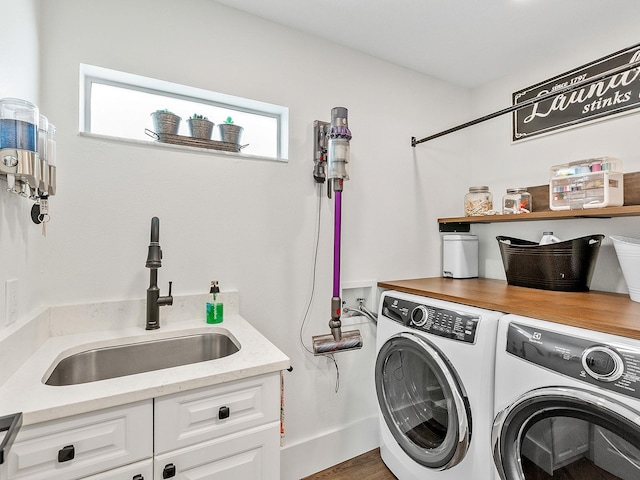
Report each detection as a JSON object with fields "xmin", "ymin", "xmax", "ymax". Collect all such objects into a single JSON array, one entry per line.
[
  {"xmin": 493, "ymin": 387, "xmax": 640, "ymax": 480},
  {"xmin": 375, "ymin": 332, "xmax": 471, "ymax": 470}
]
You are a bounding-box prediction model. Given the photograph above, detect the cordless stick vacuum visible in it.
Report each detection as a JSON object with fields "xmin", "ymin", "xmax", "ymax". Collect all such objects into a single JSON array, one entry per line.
[{"xmin": 312, "ymin": 107, "xmax": 363, "ymax": 355}]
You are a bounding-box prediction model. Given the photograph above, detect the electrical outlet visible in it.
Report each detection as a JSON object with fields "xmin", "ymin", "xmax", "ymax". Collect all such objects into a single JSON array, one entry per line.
[{"xmin": 5, "ymin": 279, "xmax": 18, "ymax": 326}]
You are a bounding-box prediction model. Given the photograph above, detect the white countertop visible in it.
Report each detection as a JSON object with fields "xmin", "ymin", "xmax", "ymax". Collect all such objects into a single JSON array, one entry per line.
[{"xmin": 0, "ymin": 299, "xmax": 290, "ymax": 426}]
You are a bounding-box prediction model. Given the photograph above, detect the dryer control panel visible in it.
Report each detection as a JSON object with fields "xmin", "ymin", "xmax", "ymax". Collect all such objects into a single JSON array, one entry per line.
[
  {"xmin": 381, "ymin": 295, "xmax": 479, "ymax": 344},
  {"xmin": 507, "ymin": 322, "xmax": 640, "ymax": 401}
]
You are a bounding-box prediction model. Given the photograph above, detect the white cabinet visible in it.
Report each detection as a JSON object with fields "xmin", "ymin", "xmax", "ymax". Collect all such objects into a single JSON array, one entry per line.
[
  {"xmin": 84, "ymin": 459, "xmax": 153, "ymax": 480},
  {"xmin": 7, "ymin": 373, "xmax": 281, "ymax": 480},
  {"xmin": 153, "ymin": 373, "xmax": 281, "ymax": 479},
  {"xmin": 7, "ymin": 401, "xmax": 153, "ymax": 480},
  {"xmin": 154, "ymin": 423, "xmax": 279, "ymax": 480}
]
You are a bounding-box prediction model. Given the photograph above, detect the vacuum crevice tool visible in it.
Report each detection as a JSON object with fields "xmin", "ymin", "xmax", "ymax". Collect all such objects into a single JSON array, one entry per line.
[{"xmin": 312, "ymin": 107, "xmax": 363, "ymax": 355}]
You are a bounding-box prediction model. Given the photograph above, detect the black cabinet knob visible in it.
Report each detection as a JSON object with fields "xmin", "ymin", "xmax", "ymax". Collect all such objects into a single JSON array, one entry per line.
[
  {"xmin": 57, "ymin": 445, "xmax": 75, "ymax": 463},
  {"xmin": 132, "ymin": 475, "xmax": 144, "ymax": 480},
  {"xmin": 163, "ymin": 463, "xmax": 176, "ymax": 478},
  {"xmin": 218, "ymin": 406, "xmax": 230, "ymax": 420}
]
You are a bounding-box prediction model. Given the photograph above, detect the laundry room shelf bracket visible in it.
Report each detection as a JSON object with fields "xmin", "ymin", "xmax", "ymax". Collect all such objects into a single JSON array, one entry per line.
[{"xmin": 411, "ymin": 58, "xmax": 640, "ymax": 147}]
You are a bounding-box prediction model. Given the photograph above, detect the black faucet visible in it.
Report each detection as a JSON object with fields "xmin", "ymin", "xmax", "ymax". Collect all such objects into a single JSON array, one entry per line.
[{"xmin": 145, "ymin": 217, "xmax": 173, "ymax": 329}]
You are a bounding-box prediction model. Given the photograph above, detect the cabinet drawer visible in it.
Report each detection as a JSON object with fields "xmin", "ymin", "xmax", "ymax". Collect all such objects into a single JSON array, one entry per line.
[
  {"xmin": 8, "ymin": 400, "xmax": 152, "ymax": 480},
  {"xmin": 154, "ymin": 373, "xmax": 279, "ymax": 454},
  {"xmin": 153, "ymin": 422, "xmax": 280, "ymax": 480},
  {"xmin": 84, "ymin": 459, "xmax": 152, "ymax": 480}
]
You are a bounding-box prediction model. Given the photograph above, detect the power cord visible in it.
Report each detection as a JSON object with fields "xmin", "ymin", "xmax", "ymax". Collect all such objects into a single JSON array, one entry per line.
[{"xmin": 299, "ymin": 182, "xmax": 341, "ymax": 392}]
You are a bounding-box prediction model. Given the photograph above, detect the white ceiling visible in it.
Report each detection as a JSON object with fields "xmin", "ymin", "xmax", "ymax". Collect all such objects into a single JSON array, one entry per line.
[{"xmin": 215, "ymin": 0, "xmax": 640, "ymax": 88}]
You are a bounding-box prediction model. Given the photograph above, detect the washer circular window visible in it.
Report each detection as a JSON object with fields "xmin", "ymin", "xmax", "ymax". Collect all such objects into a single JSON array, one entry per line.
[
  {"xmin": 493, "ymin": 387, "xmax": 640, "ymax": 479},
  {"xmin": 375, "ymin": 332, "xmax": 471, "ymax": 469}
]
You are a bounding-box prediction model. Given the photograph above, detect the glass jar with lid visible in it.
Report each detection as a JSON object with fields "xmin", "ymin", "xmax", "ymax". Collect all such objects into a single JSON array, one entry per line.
[
  {"xmin": 464, "ymin": 186, "xmax": 493, "ymax": 216},
  {"xmin": 502, "ymin": 188, "xmax": 532, "ymax": 214}
]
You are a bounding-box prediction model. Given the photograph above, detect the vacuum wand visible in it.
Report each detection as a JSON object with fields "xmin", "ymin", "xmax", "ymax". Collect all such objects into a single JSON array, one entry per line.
[
  {"xmin": 312, "ymin": 107, "xmax": 363, "ymax": 355},
  {"xmin": 329, "ymin": 189, "xmax": 343, "ymax": 341}
]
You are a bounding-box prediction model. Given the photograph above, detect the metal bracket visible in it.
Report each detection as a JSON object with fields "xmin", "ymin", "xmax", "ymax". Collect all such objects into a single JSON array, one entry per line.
[
  {"xmin": 313, "ymin": 120, "xmax": 329, "ymax": 183},
  {"xmin": 439, "ymin": 222, "xmax": 471, "ymax": 233}
]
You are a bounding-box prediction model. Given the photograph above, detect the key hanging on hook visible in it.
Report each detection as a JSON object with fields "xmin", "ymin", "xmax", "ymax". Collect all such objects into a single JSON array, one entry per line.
[
  {"xmin": 40, "ymin": 198, "xmax": 50, "ymax": 237},
  {"xmin": 31, "ymin": 197, "xmax": 51, "ymax": 237}
]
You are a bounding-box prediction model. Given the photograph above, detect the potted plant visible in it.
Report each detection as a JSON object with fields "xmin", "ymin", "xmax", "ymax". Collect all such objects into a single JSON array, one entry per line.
[
  {"xmin": 187, "ymin": 113, "xmax": 214, "ymax": 140},
  {"xmin": 217, "ymin": 116, "xmax": 243, "ymax": 144},
  {"xmin": 150, "ymin": 109, "xmax": 181, "ymax": 135}
]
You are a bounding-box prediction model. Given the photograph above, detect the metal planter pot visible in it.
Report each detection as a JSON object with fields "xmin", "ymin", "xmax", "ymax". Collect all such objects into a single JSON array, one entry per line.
[
  {"xmin": 151, "ymin": 112, "xmax": 181, "ymax": 135},
  {"xmin": 218, "ymin": 123, "xmax": 243, "ymax": 144},
  {"xmin": 187, "ymin": 118, "xmax": 214, "ymax": 140}
]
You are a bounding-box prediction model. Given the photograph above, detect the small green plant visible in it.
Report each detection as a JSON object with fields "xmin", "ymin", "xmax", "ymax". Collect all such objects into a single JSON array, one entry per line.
[
  {"xmin": 155, "ymin": 109, "xmax": 175, "ymax": 115},
  {"xmin": 190, "ymin": 113, "xmax": 208, "ymax": 120},
  {"xmin": 225, "ymin": 116, "xmax": 234, "ymax": 124}
]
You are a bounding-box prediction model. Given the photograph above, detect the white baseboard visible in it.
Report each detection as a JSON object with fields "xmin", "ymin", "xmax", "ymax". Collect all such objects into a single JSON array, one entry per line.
[{"xmin": 280, "ymin": 414, "xmax": 379, "ymax": 480}]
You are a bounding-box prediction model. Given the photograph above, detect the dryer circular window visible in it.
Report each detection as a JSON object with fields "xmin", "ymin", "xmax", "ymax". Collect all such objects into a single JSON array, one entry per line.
[
  {"xmin": 493, "ymin": 387, "xmax": 640, "ymax": 480},
  {"xmin": 375, "ymin": 332, "xmax": 471, "ymax": 469}
]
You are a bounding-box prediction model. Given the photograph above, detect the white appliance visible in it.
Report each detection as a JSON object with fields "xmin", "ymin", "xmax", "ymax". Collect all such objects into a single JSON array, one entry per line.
[
  {"xmin": 376, "ymin": 290, "xmax": 502, "ymax": 480},
  {"xmin": 493, "ymin": 314, "xmax": 640, "ymax": 480}
]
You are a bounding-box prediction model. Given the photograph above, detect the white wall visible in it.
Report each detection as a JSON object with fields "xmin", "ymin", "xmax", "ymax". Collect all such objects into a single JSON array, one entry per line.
[
  {"xmin": 467, "ymin": 16, "xmax": 640, "ymax": 293},
  {"xmin": 0, "ymin": 0, "xmax": 44, "ymax": 331},
  {"xmin": 34, "ymin": 1, "xmax": 471, "ymax": 477}
]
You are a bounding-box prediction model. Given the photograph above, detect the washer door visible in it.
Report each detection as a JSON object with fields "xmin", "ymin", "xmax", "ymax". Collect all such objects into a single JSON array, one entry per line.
[
  {"xmin": 493, "ymin": 386, "xmax": 640, "ymax": 480},
  {"xmin": 375, "ymin": 332, "xmax": 471, "ymax": 470}
]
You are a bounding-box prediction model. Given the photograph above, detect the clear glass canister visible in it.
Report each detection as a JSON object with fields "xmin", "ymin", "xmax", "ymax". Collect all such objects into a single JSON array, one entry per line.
[
  {"xmin": 502, "ymin": 188, "xmax": 532, "ymax": 214},
  {"xmin": 464, "ymin": 186, "xmax": 493, "ymax": 216}
]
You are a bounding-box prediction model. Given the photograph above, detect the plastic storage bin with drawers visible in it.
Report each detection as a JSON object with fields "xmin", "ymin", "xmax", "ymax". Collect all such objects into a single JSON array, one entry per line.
[{"xmin": 549, "ymin": 157, "xmax": 623, "ymax": 210}]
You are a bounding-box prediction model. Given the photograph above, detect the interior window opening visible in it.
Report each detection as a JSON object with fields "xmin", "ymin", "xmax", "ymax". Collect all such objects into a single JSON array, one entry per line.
[{"xmin": 80, "ymin": 64, "xmax": 288, "ymax": 160}]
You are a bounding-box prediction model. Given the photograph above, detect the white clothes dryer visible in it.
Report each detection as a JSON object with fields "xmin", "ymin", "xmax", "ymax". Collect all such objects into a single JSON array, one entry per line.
[
  {"xmin": 493, "ymin": 314, "xmax": 640, "ymax": 480},
  {"xmin": 376, "ymin": 290, "xmax": 502, "ymax": 480}
]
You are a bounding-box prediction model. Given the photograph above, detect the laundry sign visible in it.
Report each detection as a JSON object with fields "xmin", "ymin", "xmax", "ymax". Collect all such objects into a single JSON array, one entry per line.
[{"xmin": 512, "ymin": 43, "xmax": 640, "ymax": 141}]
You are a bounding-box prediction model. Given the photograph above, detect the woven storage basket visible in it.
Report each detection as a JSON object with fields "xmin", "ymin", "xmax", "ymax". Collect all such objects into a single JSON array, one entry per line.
[{"xmin": 149, "ymin": 132, "xmax": 243, "ymax": 153}]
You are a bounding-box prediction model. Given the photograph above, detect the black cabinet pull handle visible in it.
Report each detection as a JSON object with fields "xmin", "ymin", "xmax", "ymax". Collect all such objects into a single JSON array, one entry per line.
[
  {"xmin": 218, "ymin": 406, "xmax": 230, "ymax": 420},
  {"xmin": 57, "ymin": 445, "xmax": 75, "ymax": 463},
  {"xmin": 163, "ymin": 463, "xmax": 176, "ymax": 478},
  {"xmin": 132, "ymin": 475, "xmax": 144, "ymax": 480}
]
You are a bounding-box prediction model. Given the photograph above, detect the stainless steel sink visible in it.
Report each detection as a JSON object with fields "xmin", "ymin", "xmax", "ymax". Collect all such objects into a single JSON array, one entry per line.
[{"xmin": 44, "ymin": 332, "xmax": 240, "ymax": 386}]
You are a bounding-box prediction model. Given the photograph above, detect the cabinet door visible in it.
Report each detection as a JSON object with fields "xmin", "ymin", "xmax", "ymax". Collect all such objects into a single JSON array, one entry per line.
[
  {"xmin": 8, "ymin": 401, "xmax": 152, "ymax": 480},
  {"xmin": 154, "ymin": 373, "xmax": 279, "ymax": 454},
  {"xmin": 83, "ymin": 459, "xmax": 153, "ymax": 480},
  {"xmin": 153, "ymin": 422, "xmax": 280, "ymax": 480}
]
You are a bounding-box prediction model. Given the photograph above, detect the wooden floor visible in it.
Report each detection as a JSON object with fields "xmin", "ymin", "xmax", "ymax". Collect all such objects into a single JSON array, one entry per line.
[
  {"xmin": 302, "ymin": 448, "xmax": 396, "ymax": 480},
  {"xmin": 301, "ymin": 448, "xmax": 621, "ymax": 479}
]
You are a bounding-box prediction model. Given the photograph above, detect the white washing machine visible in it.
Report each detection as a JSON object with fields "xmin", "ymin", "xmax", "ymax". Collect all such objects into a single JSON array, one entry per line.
[
  {"xmin": 493, "ymin": 314, "xmax": 640, "ymax": 480},
  {"xmin": 376, "ymin": 290, "xmax": 502, "ymax": 480}
]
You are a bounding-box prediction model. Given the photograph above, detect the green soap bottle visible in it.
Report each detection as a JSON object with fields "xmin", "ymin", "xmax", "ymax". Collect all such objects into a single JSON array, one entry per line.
[{"xmin": 206, "ymin": 280, "xmax": 223, "ymax": 324}]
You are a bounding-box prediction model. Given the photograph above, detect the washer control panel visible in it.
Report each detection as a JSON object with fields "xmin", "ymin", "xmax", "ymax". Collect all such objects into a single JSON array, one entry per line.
[
  {"xmin": 507, "ymin": 322, "xmax": 640, "ymax": 400},
  {"xmin": 382, "ymin": 295, "xmax": 480, "ymax": 344}
]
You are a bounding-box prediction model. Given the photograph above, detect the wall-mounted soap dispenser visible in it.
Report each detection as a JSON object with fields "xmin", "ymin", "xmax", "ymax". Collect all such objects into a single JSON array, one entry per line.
[
  {"xmin": 0, "ymin": 98, "xmax": 57, "ymax": 229},
  {"xmin": 0, "ymin": 98, "xmax": 40, "ymax": 196}
]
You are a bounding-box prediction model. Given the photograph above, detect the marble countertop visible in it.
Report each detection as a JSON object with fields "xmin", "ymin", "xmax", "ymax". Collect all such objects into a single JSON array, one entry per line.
[{"xmin": 0, "ymin": 298, "xmax": 290, "ymax": 426}]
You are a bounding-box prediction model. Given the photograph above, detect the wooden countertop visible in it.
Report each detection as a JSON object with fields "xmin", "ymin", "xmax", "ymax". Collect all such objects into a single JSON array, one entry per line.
[{"xmin": 377, "ymin": 277, "xmax": 640, "ymax": 340}]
